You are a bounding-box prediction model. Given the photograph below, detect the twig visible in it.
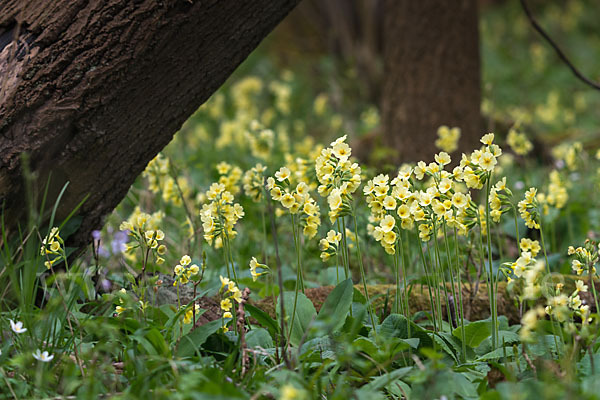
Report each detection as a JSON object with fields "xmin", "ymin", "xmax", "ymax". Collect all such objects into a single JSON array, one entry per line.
[
  {"xmin": 520, "ymin": 0, "xmax": 600, "ymax": 91},
  {"xmin": 522, "ymin": 343, "xmax": 537, "ymax": 377}
]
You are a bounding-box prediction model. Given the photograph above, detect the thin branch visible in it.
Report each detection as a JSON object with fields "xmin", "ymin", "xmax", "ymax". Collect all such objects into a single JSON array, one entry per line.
[{"xmin": 520, "ymin": 0, "xmax": 600, "ymax": 90}]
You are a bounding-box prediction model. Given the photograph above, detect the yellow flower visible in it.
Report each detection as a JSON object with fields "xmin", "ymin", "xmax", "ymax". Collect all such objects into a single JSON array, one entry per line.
[
  {"xmin": 479, "ymin": 151, "xmax": 497, "ymax": 171},
  {"xmin": 220, "ymin": 298, "xmax": 232, "ymax": 312},
  {"xmin": 332, "ymin": 142, "xmax": 351, "ymax": 160},
  {"xmin": 480, "ymin": 133, "xmax": 495, "ymax": 145},
  {"xmin": 180, "ymin": 255, "xmax": 192, "ymax": 266},
  {"xmin": 281, "ymin": 193, "xmax": 296, "ymax": 209},
  {"xmin": 397, "ymin": 204, "xmax": 410, "ymax": 219},
  {"xmin": 380, "ymin": 215, "xmax": 396, "ymax": 233},
  {"xmin": 383, "ymin": 230, "xmax": 396, "ymax": 245},
  {"xmin": 382, "ymin": 196, "xmax": 396, "ymax": 210},
  {"xmin": 231, "ymin": 288, "xmax": 243, "ymax": 303},
  {"xmin": 435, "ymin": 152, "xmax": 451, "ymax": 166},
  {"xmin": 275, "ymin": 167, "xmax": 291, "ymax": 182}
]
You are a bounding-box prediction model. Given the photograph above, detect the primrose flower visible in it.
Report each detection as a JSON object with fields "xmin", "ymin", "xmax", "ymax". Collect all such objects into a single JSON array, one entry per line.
[
  {"xmin": 183, "ymin": 304, "xmax": 201, "ymax": 324},
  {"xmin": 518, "ymin": 187, "xmax": 541, "ymax": 229},
  {"xmin": 435, "ymin": 126, "xmax": 461, "ymax": 153},
  {"xmin": 507, "ymin": 128, "xmax": 533, "ymax": 156},
  {"xmin": 33, "ymin": 349, "xmax": 54, "ymax": 362},
  {"xmin": 173, "ymin": 255, "xmax": 200, "ymax": 286},
  {"xmin": 242, "ymin": 163, "xmax": 268, "ymax": 202},
  {"xmin": 249, "ymin": 257, "xmax": 269, "ymax": 281},
  {"xmin": 10, "ymin": 319, "xmax": 27, "ymax": 334},
  {"xmin": 315, "ymin": 135, "xmax": 361, "ymax": 221}
]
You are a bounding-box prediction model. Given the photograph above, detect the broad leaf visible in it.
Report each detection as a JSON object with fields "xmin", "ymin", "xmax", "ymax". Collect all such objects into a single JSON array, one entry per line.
[
  {"xmin": 246, "ymin": 328, "xmax": 274, "ymax": 349},
  {"xmin": 453, "ymin": 320, "xmax": 492, "ymax": 348},
  {"xmin": 177, "ymin": 319, "xmax": 222, "ymax": 357},
  {"xmin": 316, "ymin": 278, "xmax": 353, "ymax": 333},
  {"xmin": 277, "ymin": 291, "xmax": 317, "ymax": 347}
]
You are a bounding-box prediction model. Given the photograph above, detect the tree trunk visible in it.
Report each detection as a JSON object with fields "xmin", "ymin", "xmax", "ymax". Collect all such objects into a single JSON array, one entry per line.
[
  {"xmin": 0, "ymin": 0, "xmax": 299, "ymax": 248},
  {"xmin": 381, "ymin": 0, "xmax": 481, "ymax": 163}
]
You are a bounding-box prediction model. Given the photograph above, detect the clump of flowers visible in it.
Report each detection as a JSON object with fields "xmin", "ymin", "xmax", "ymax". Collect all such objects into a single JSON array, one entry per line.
[
  {"xmin": 319, "ymin": 230, "xmax": 342, "ymax": 262},
  {"xmin": 120, "ymin": 213, "xmax": 167, "ymax": 266},
  {"xmin": 40, "ymin": 227, "xmax": 64, "ymax": 269},
  {"xmin": 249, "ymin": 257, "xmax": 269, "ymax": 281},
  {"xmin": 245, "ymin": 121, "xmax": 275, "ymax": 160},
  {"xmin": 545, "ymin": 170, "xmax": 568, "ymax": 210},
  {"xmin": 218, "ymin": 276, "xmax": 243, "ymax": 332},
  {"xmin": 435, "ymin": 125, "xmax": 461, "ymax": 153},
  {"xmin": 518, "ymin": 187, "xmax": 541, "ymax": 229},
  {"xmin": 315, "ymin": 135, "xmax": 361, "ymax": 222},
  {"xmin": 173, "ymin": 255, "xmax": 200, "ymax": 286},
  {"xmin": 216, "ymin": 162, "xmax": 243, "ymax": 196},
  {"xmin": 200, "ymin": 182, "xmax": 244, "ymax": 248},
  {"xmin": 507, "ymin": 128, "xmax": 533, "ymax": 156},
  {"xmin": 143, "ymin": 153, "xmax": 169, "ymax": 193},
  {"xmin": 242, "ymin": 163, "xmax": 267, "ymax": 202},
  {"xmin": 488, "ymin": 177, "xmax": 514, "ymax": 222},
  {"xmin": 267, "ymin": 167, "xmax": 321, "ymax": 239},
  {"xmin": 552, "ymin": 141, "xmax": 583, "ymax": 171}
]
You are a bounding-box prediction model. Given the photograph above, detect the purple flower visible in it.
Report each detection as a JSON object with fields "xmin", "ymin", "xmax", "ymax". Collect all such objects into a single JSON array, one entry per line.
[
  {"xmin": 92, "ymin": 230, "xmax": 102, "ymax": 241},
  {"xmin": 111, "ymin": 230, "xmax": 129, "ymax": 255}
]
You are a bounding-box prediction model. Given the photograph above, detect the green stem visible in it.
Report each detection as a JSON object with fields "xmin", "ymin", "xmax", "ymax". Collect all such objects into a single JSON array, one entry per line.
[
  {"xmin": 415, "ymin": 230, "xmax": 438, "ymax": 332},
  {"xmin": 485, "ymin": 174, "xmax": 498, "ymax": 350},
  {"xmin": 352, "ymin": 212, "xmax": 377, "ymax": 334}
]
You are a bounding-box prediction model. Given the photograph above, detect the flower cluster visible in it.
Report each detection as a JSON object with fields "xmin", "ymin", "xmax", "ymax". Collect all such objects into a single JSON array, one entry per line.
[
  {"xmin": 249, "ymin": 257, "xmax": 269, "ymax": 281},
  {"xmin": 544, "ymin": 278, "xmax": 589, "ymax": 323},
  {"xmin": 242, "ymin": 163, "xmax": 267, "ymax": 202},
  {"xmin": 143, "ymin": 153, "xmax": 169, "ymax": 193},
  {"xmin": 435, "ymin": 125, "xmax": 461, "ymax": 153},
  {"xmin": 507, "ymin": 250, "xmax": 546, "ymax": 300},
  {"xmin": 489, "ymin": 177, "xmax": 513, "ymax": 222},
  {"xmin": 545, "ymin": 170, "xmax": 568, "ymax": 210},
  {"xmin": 143, "ymin": 154, "xmax": 191, "ymax": 206},
  {"xmin": 215, "ymin": 162, "xmax": 243, "ymax": 196},
  {"xmin": 315, "ymin": 135, "xmax": 362, "ymax": 222},
  {"xmin": 552, "ymin": 141, "xmax": 582, "ymax": 171},
  {"xmin": 518, "ymin": 187, "xmax": 541, "ymax": 229},
  {"xmin": 267, "ymin": 167, "xmax": 321, "ymax": 238},
  {"xmin": 319, "ymin": 230, "xmax": 342, "ymax": 261},
  {"xmin": 568, "ymin": 240, "xmax": 598, "ymax": 276},
  {"xmin": 115, "ymin": 288, "xmax": 127, "ymax": 315},
  {"xmin": 245, "ymin": 121, "xmax": 275, "ymax": 160},
  {"xmin": 200, "ymin": 182, "xmax": 244, "ymax": 248},
  {"xmin": 173, "ymin": 255, "xmax": 200, "ymax": 286},
  {"xmin": 218, "ymin": 276, "xmax": 243, "ymax": 332},
  {"xmin": 120, "ymin": 213, "xmax": 167, "ymax": 265},
  {"xmin": 40, "ymin": 227, "xmax": 63, "ymax": 269},
  {"xmin": 507, "ymin": 128, "xmax": 533, "ymax": 156},
  {"xmin": 183, "ymin": 304, "xmax": 201, "ymax": 325}
]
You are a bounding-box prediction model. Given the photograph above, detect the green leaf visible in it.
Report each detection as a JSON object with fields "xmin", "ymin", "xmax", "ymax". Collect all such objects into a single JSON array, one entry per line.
[
  {"xmin": 316, "ymin": 278, "xmax": 353, "ymax": 333},
  {"xmin": 177, "ymin": 319, "xmax": 222, "ymax": 357},
  {"xmin": 379, "ymin": 314, "xmax": 432, "ymax": 348},
  {"xmin": 453, "ymin": 320, "xmax": 492, "ymax": 348},
  {"xmin": 144, "ymin": 328, "xmax": 171, "ymax": 357},
  {"xmin": 277, "ymin": 291, "xmax": 317, "ymax": 347},
  {"xmin": 360, "ymin": 366, "xmax": 413, "ymax": 392},
  {"xmin": 246, "ymin": 328, "xmax": 274, "ymax": 349},
  {"xmin": 246, "ymin": 304, "xmax": 280, "ymax": 337},
  {"xmin": 431, "ymin": 333, "xmax": 458, "ymax": 363}
]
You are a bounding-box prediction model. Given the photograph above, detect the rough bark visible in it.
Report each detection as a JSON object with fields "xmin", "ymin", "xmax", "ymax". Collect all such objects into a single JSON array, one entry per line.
[
  {"xmin": 0, "ymin": 0, "xmax": 299, "ymax": 248},
  {"xmin": 381, "ymin": 0, "xmax": 482, "ymax": 163}
]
